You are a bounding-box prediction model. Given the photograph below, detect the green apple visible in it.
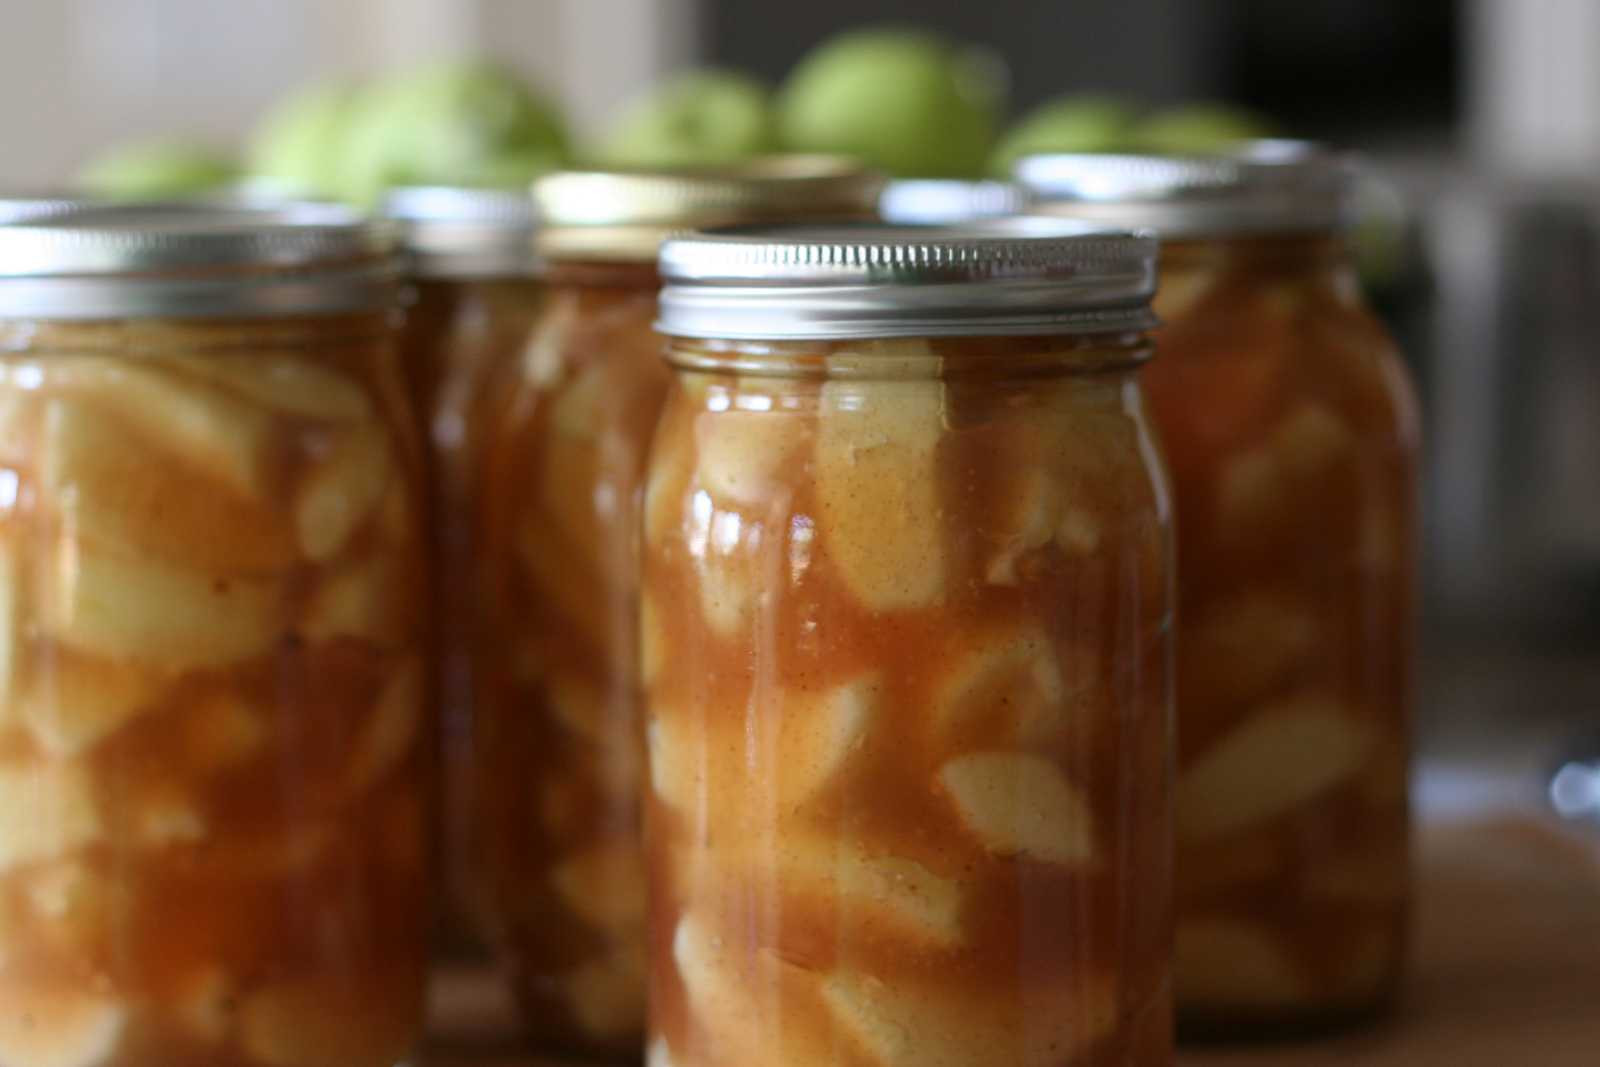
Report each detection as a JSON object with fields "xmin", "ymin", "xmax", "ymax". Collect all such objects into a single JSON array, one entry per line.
[
  {"xmin": 78, "ymin": 140, "xmax": 240, "ymax": 200},
  {"xmin": 989, "ymin": 94, "xmax": 1137, "ymax": 175},
  {"xmin": 1131, "ymin": 103, "xmax": 1274, "ymax": 155},
  {"xmin": 337, "ymin": 59, "xmax": 570, "ymax": 205},
  {"xmin": 600, "ymin": 69, "xmax": 774, "ymax": 168},
  {"xmin": 249, "ymin": 80, "xmax": 365, "ymax": 199},
  {"xmin": 777, "ymin": 27, "xmax": 1006, "ymax": 178}
]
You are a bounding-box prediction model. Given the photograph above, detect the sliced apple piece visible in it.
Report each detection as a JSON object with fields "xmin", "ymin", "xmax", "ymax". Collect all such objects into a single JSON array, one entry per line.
[
  {"xmin": 299, "ymin": 552, "xmax": 411, "ymax": 648},
  {"xmin": 673, "ymin": 912, "xmax": 830, "ymax": 1066},
  {"xmin": 933, "ymin": 629, "xmax": 1066, "ymax": 743},
  {"xmin": 0, "ymin": 536, "xmax": 20, "ymax": 712},
  {"xmin": 822, "ymin": 966, "xmax": 1118, "ymax": 1067},
  {"xmin": 294, "ymin": 425, "xmax": 393, "ymax": 562},
  {"xmin": 0, "ymin": 985, "xmax": 124, "ymax": 1067},
  {"xmin": 696, "ymin": 409, "xmax": 804, "ymax": 507},
  {"xmin": 177, "ymin": 690, "xmax": 268, "ymax": 775},
  {"xmin": 1175, "ymin": 917, "xmax": 1313, "ymax": 1008},
  {"xmin": 815, "ymin": 380, "xmax": 946, "ymax": 613},
  {"xmin": 132, "ymin": 779, "xmax": 207, "ymax": 847},
  {"xmin": 566, "ymin": 943, "xmax": 646, "ymax": 1039},
  {"xmin": 694, "ymin": 544, "xmax": 753, "ymax": 640},
  {"xmin": 775, "ymin": 837, "xmax": 965, "ymax": 949},
  {"xmin": 21, "ymin": 649, "xmax": 164, "ymax": 757},
  {"xmin": 341, "ymin": 658, "xmax": 422, "ymax": 798},
  {"xmin": 0, "ymin": 759, "xmax": 101, "ymax": 872},
  {"xmin": 39, "ymin": 543, "xmax": 285, "ymax": 670},
  {"xmin": 159, "ymin": 353, "xmax": 372, "ymax": 422},
  {"xmin": 771, "ymin": 673, "xmax": 881, "ymax": 807},
  {"xmin": 1274, "ymin": 403, "xmax": 1356, "ymax": 480},
  {"xmin": 39, "ymin": 400, "xmax": 296, "ymax": 575},
  {"xmin": 551, "ymin": 837, "xmax": 646, "ymax": 933},
  {"xmin": 984, "ymin": 465, "xmax": 1058, "ymax": 585},
  {"xmin": 1181, "ymin": 592, "xmax": 1318, "ymax": 710},
  {"xmin": 238, "ymin": 976, "xmax": 419, "ymax": 1067},
  {"xmin": 638, "ymin": 588, "xmax": 665, "ymax": 687},
  {"xmin": 938, "ymin": 751, "xmax": 1097, "ymax": 866},
  {"xmin": 1177, "ymin": 693, "xmax": 1373, "ymax": 844},
  {"xmin": 647, "ymin": 713, "xmax": 698, "ymax": 815},
  {"xmin": 647, "ymin": 1037, "xmax": 674, "ymax": 1067},
  {"xmin": 41, "ymin": 357, "xmax": 278, "ymax": 499}
]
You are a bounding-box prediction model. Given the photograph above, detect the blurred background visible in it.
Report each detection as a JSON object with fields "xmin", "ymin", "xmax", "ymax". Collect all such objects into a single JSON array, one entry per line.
[{"xmin": 1, "ymin": 0, "xmax": 1596, "ymax": 820}]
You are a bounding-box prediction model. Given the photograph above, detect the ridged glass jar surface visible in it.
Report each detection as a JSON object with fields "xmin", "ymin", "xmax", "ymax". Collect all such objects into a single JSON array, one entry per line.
[
  {"xmin": 398, "ymin": 273, "xmax": 543, "ymax": 954},
  {"xmin": 0, "ymin": 312, "xmax": 428, "ymax": 1067},
  {"xmin": 1145, "ymin": 235, "xmax": 1419, "ymax": 1035},
  {"xmin": 643, "ymin": 333, "xmax": 1175, "ymax": 1067},
  {"xmin": 471, "ymin": 261, "xmax": 668, "ymax": 1056}
]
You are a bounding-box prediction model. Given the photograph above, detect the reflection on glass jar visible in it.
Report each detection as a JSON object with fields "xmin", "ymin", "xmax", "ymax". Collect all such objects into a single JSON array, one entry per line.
[
  {"xmin": 0, "ymin": 206, "xmax": 427, "ymax": 1067},
  {"xmin": 385, "ymin": 186, "xmax": 543, "ymax": 957},
  {"xmin": 471, "ymin": 160, "xmax": 883, "ymax": 1057},
  {"xmin": 1020, "ymin": 145, "xmax": 1421, "ymax": 1036},
  {"xmin": 644, "ymin": 223, "xmax": 1173, "ymax": 1067}
]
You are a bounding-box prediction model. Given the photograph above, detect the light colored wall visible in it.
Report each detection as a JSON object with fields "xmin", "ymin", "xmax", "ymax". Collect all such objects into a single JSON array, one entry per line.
[{"xmin": 0, "ymin": 0, "xmax": 699, "ymax": 186}]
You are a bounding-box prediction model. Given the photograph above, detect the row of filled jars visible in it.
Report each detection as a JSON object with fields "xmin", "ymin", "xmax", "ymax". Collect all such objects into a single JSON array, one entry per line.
[{"xmin": 0, "ymin": 145, "xmax": 1417, "ymax": 1067}]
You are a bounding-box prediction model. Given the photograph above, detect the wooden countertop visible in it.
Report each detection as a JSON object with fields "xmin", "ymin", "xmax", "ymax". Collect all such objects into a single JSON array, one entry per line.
[{"xmin": 426, "ymin": 811, "xmax": 1600, "ymax": 1067}]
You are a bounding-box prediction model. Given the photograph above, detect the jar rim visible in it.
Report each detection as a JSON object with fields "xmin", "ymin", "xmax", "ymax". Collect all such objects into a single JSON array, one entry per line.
[{"xmin": 656, "ymin": 219, "xmax": 1158, "ymax": 340}]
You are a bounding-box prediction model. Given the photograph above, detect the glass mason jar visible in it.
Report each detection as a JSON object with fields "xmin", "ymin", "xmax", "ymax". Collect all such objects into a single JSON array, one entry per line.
[
  {"xmin": 1020, "ymin": 145, "xmax": 1421, "ymax": 1036},
  {"xmin": 385, "ymin": 186, "xmax": 542, "ymax": 955},
  {"xmin": 471, "ymin": 159, "xmax": 884, "ymax": 1056},
  {"xmin": 644, "ymin": 222, "xmax": 1175, "ymax": 1067},
  {"xmin": 0, "ymin": 205, "xmax": 428, "ymax": 1067}
]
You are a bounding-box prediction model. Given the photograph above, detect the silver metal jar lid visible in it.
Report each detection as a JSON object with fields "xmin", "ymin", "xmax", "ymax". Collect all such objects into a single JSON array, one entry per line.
[
  {"xmin": 382, "ymin": 185, "xmax": 538, "ymax": 280},
  {"xmin": 878, "ymin": 180, "xmax": 1024, "ymax": 225},
  {"xmin": 0, "ymin": 192, "xmax": 104, "ymax": 225},
  {"xmin": 0, "ymin": 202, "xmax": 401, "ymax": 319},
  {"xmin": 657, "ymin": 218, "xmax": 1157, "ymax": 340},
  {"xmin": 1014, "ymin": 140, "xmax": 1355, "ymax": 238}
]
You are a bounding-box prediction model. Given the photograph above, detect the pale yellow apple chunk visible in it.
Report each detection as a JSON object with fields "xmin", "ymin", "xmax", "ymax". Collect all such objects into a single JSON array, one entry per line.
[
  {"xmin": 40, "ymin": 357, "xmax": 275, "ymax": 500},
  {"xmin": 1181, "ymin": 592, "xmax": 1318, "ymax": 710},
  {"xmin": 673, "ymin": 913, "xmax": 832, "ymax": 1067},
  {"xmin": 0, "ymin": 985, "xmax": 125, "ymax": 1067},
  {"xmin": 39, "ymin": 400, "xmax": 297, "ymax": 575},
  {"xmin": 1216, "ymin": 404, "xmax": 1356, "ymax": 541},
  {"xmin": 770, "ymin": 673, "xmax": 881, "ymax": 807},
  {"xmin": 341, "ymin": 658, "xmax": 422, "ymax": 799},
  {"xmin": 0, "ymin": 535, "xmax": 18, "ymax": 712},
  {"xmin": 772, "ymin": 836, "xmax": 965, "ymax": 949},
  {"xmin": 1175, "ymin": 917, "xmax": 1313, "ymax": 1008},
  {"xmin": 933, "ymin": 629, "xmax": 1066, "ymax": 743},
  {"xmin": 696, "ymin": 409, "xmax": 806, "ymax": 507},
  {"xmin": 647, "ymin": 713, "xmax": 697, "ymax": 815},
  {"xmin": 295, "ymin": 425, "xmax": 393, "ymax": 563},
  {"xmin": 694, "ymin": 545, "xmax": 753, "ymax": 639},
  {"xmin": 938, "ymin": 751, "xmax": 1097, "ymax": 866},
  {"xmin": 822, "ymin": 966, "xmax": 1118, "ymax": 1067},
  {"xmin": 565, "ymin": 942, "xmax": 646, "ymax": 1039},
  {"xmin": 638, "ymin": 588, "xmax": 665, "ymax": 687},
  {"xmin": 238, "ymin": 977, "xmax": 417, "ymax": 1067},
  {"xmin": 1177, "ymin": 693, "xmax": 1373, "ymax": 844},
  {"xmin": 299, "ymin": 552, "xmax": 411, "ymax": 648},
  {"xmin": 551, "ymin": 837, "xmax": 646, "ymax": 933},
  {"xmin": 0, "ymin": 759, "xmax": 101, "ymax": 872},
  {"xmin": 39, "ymin": 542, "xmax": 286, "ymax": 670},
  {"xmin": 815, "ymin": 379, "xmax": 946, "ymax": 613},
  {"xmin": 157, "ymin": 354, "xmax": 372, "ymax": 422},
  {"xmin": 21, "ymin": 649, "xmax": 164, "ymax": 758}
]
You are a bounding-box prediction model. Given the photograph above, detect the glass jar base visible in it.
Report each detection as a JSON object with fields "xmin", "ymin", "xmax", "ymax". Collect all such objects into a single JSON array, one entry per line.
[{"xmin": 1177, "ymin": 990, "xmax": 1398, "ymax": 1046}]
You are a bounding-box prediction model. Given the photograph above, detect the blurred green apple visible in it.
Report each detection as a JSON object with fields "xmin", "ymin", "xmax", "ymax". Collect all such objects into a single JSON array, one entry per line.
[
  {"xmin": 78, "ymin": 140, "xmax": 239, "ymax": 200},
  {"xmin": 601, "ymin": 69, "xmax": 773, "ymax": 168},
  {"xmin": 249, "ymin": 81, "xmax": 365, "ymax": 199},
  {"xmin": 337, "ymin": 59, "xmax": 569, "ymax": 205},
  {"xmin": 1132, "ymin": 103, "xmax": 1274, "ymax": 155},
  {"xmin": 777, "ymin": 27, "xmax": 1005, "ymax": 178},
  {"xmin": 989, "ymin": 94, "xmax": 1137, "ymax": 175}
]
